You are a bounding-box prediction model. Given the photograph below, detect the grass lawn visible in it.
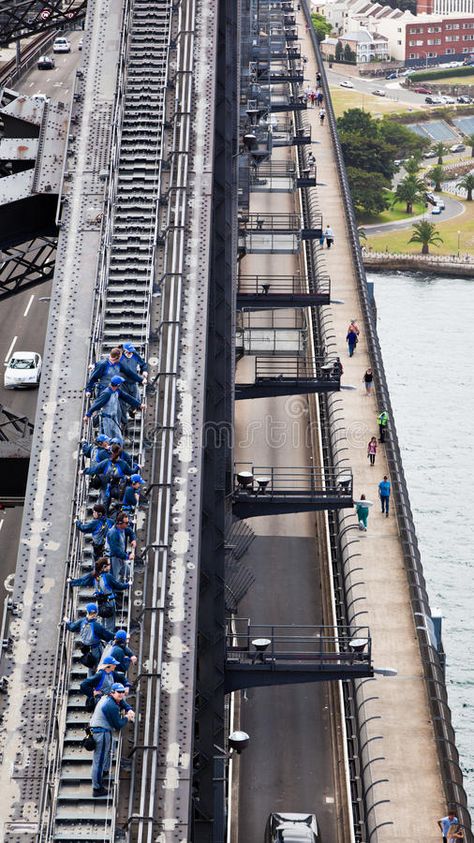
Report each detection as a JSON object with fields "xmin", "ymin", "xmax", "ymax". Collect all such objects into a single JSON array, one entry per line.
[
  {"xmin": 330, "ymin": 87, "xmax": 412, "ymax": 118},
  {"xmin": 357, "ymin": 191, "xmax": 426, "ymax": 225},
  {"xmin": 366, "ymin": 195, "xmax": 474, "ymax": 255}
]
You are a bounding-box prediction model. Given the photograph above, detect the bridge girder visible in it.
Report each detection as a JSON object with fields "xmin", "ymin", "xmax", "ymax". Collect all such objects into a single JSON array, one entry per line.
[{"xmin": 0, "ymin": 0, "xmax": 86, "ymax": 46}]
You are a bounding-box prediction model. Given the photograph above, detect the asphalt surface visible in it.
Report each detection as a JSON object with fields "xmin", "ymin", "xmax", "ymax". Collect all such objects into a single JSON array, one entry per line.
[
  {"xmin": 366, "ymin": 192, "xmax": 465, "ymax": 234},
  {"xmin": 0, "ymin": 33, "xmax": 82, "ymax": 607},
  {"xmin": 325, "ymin": 65, "xmax": 430, "ymax": 107}
]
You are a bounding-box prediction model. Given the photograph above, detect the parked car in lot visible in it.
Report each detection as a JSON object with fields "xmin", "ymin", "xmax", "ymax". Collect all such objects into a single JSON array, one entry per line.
[
  {"xmin": 450, "ymin": 143, "xmax": 465, "ymax": 153},
  {"xmin": 339, "ymin": 79, "xmax": 354, "ymax": 88},
  {"xmin": 372, "ymin": 88, "xmax": 386, "ymax": 97},
  {"xmin": 423, "ymin": 150, "xmax": 438, "ymax": 159},
  {"xmin": 37, "ymin": 54, "xmax": 55, "ymax": 70},
  {"xmin": 431, "ymin": 205, "xmax": 442, "ymax": 214},
  {"xmin": 385, "ymin": 72, "xmax": 397, "ymax": 80},
  {"xmin": 414, "ymin": 86, "xmax": 432, "ymax": 94},
  {"xmin": 53, "ymin": 37, "xmax": 71, "ymax": 53},
  {"xmin": 265, "ymin": 813, "xmax": 321, "ymax": 843},
  {"xmin": 4, "ymin": 352, "xmax": 42, "ymax": 389},
  {"xmin": 425, "ymin": 95, "xmax": 442, "ymax": 104},
  {"xmin": 441, "ymin": 95, "xmax": 456, "ymax": 105},
  {"xmin": 457, "ymin": 95, "xmax": 472, "ymax": 104}
]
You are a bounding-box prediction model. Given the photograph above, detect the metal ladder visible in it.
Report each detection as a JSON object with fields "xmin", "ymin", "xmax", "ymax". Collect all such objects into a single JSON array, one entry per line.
[{"xmin": 50, "ymin": 0, "xmax": 173, "ymax": 839}]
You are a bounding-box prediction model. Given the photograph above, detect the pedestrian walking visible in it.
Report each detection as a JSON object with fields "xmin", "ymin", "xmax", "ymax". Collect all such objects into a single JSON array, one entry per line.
[
  {"xmin": 68, "ymin": 557, "xmax": 131, "ymax": 631},
  {"xmin": 80, "ymin": 655, "xmax": 122, "ymax": 710},
  {"xmin": 367, "ymin": 436, "xmax": 377, "ymax": 466},
  {"xmin": 84, "ymin": 376, "xmax": 143, "ymax": 444},
  {"xmin": 347, "ymin": 319, "xmax": 360, "ymax": 337},
  {"xmin": 324, "ymin": 224, "xmax": 334, "ymax": 248},
  {"xmin": 64, "ymin": 603, "xmax": 114, "ymax": 672},
  {"xmin": 89, "ymin": 682, "xmax": 134, "ymax": 797},
  {"xmin": 378, "ymin": 475, "xmax": 391, "ymax": 517},
  {"xmin": 316, "ymin": 71, "xmax": 321, "ymax": 85},
  {"xmin": 363, "ymin": 368, "xmax": 373, "ymax": 395},
  {"xmin": 438, "ymin": 811, "xmax": 459, "ymax": 843},
  {"xmin": 317, "ymin": 90, "xmax": 324, "ymax": 106},
  {"xmin": 75, "ymin": 504, "xmax": 113, "ymax": 561},
  {"xmin": 319, "ymin": 106, "xmax": 326, "ymax": 125},
  {"xmin": 377, "ymin": 410, "xmax": 389, "ymax": 443},
  {"xmin": 122, "ymin": 473, "xmax": 146, "ymax": 512},
  {"xmin": 355, "ymin": 494, "xmax": 370, "ymax": 531},
  {"xmin": 346, "ymin": 328, "xmax": 358, "ymax": 357},
  {"xmin": 105, "ymin": 511, "xmax": 136, "ymax": 582}
]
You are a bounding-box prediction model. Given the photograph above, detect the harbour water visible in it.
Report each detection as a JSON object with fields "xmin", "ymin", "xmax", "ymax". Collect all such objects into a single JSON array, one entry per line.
[{"xmin": 370, "ymin": 270, "xmax": 474, "ymax": 810}]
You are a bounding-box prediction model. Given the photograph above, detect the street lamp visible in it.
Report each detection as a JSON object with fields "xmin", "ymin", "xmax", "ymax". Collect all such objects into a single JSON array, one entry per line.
[{"xmin": 457, "ymin": 230, "xmax": 461, "ymax": 258}]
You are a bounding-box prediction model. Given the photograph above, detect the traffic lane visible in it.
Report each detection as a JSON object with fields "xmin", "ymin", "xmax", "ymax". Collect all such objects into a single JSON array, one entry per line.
[
  {"xmin": 20, "ymin": 29, "xmax": 83, "ymax": 97},
  {"xmin": 366, "ymin": 193, "xmax": 464, "ymax": 235},
  {"xmin": 0, "ymin": 508, "xmax": 23, "ymax": 608},
  {"xmin": 325, "ymin": 67, "xmax": 430, "ymax": 107},
  {"xmin": 0, "ymin": 281, "xmax": 52, "ymax": 419},
  {"xmin": 237, "ymin": 536, "xmax": 337, "ymax": 843}
]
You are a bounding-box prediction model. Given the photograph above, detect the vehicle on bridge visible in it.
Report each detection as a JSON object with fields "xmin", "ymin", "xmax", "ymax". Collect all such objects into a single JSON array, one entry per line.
[
  {"xmin": 53, "ymin": 36, "xmax": 71, "ymax": 53},
  {"xmin": 37, "ymin": 54, "xmax": 55, "ymax": 69},
  {"xmin": 265, "ymin": 812, "xmax": 321, "ymax": 843},
  {"xmin": 4, "ymin": 351, "xmax": 42, "ymax": 388}
]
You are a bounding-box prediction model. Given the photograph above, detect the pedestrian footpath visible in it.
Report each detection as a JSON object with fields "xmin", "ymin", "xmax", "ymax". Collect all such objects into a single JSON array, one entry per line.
[{"xmin": 298, "ymin": 7, "xmax": 446, "ymax": 839}]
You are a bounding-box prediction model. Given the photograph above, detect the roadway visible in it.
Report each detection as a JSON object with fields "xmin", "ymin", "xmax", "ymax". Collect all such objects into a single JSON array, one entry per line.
[
  {"xmin": 0, "ymin": 36, "xmax": 82, "ymax": 606},
  {"xmin": 366, "ymin": 192, "xmax": 465, "ymax": 235},
  {"xmin": 325, "ymin": 64, "xmax": 430, "ymax": 107}
]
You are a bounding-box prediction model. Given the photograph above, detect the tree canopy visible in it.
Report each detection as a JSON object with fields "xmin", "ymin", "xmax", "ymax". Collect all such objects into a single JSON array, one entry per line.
[
  {"xmin": 311, "ymin": 13, "xmax": 332, "ymax": 43},
  {"xmin": 347, "ymin": 167, "xmax": 389, "ymax": 215},
  {"xmin": 408, "ymin": 220, "xmax": 443, "ymax": 254}
]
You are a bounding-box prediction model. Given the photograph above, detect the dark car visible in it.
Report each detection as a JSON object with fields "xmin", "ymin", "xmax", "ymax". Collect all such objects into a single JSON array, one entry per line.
[
  {"xmin": 457, "ymin": 95, "xmax": 472, "ymax": 104},
  {"xmin": 425, "ymin": 192, "xmax": 437, "ymax": 205},
  {"xmin": 265, "ymin": 813, "xmax": 321, "ymax": 843},
  {"xmin": 385, "ymin": 72, "xmax": 397, "ymax": 79},
  {"xmin": 37, "ymin": 54, "xmax": 55, "ymax": 70}
]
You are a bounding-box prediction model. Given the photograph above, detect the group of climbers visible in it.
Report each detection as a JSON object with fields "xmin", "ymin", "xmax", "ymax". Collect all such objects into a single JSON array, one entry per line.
[{"xmin": 63, "ymin": 340, "xmax": 146, "ymax": 797}]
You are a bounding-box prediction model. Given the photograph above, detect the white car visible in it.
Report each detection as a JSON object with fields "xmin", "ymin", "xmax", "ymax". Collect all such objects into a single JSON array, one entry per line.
[
  {"xmin": 4, "ymin": 352, "xmax": 42, "ymax": 388},
  {"xmin": 435, "ymin": 198, "xmax": 445, "ymax": 209},
  {"xmin": 431, "ymin": 205, "xmax": 442, "ymax": 215},
  {"xmin": 53, "ymin": 37, "xmax": 71, "ymax": 53},
  {"xmin": 339, "ymin": 79, "xmax": 354, "ymax": 88}
]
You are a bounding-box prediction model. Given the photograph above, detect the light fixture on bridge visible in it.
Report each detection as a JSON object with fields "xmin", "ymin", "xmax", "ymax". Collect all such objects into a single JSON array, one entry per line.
[
  {"xmin": 236, "ymin": 470, "xmax": 253, "ymax": 489},
  {"xmin": 255, "ymin": 477, "xmax": 270, "ymax": 494},
  {"xmin": 373, "ymin": 667, "xmax": 398, "ymax": 677},
  {"xmin": 228, "ymin": 731, "xmax": 250, "ymax": 754}
]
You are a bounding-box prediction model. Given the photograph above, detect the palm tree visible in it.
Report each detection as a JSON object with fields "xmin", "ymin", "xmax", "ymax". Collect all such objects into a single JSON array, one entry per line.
[
  {"xmin": 467, "ymin": 134, "xmax": 474, "ymax": 159},
  {"xmin": 404, "ymin": 156, "xmax": 421, "ymax": 176},
  {"xmin": 434, "ymin": 142, "xmax": 446, "ymax": 165},
  {"xmin": 392, "ymin": 175, "xmax": 426, "ymax": 214},
  {"xmin": 458, "ymin": 173, "xmax": 474, "ymax": 201},
  {"xmin": 408, "ymin": 219, "xmax": 443, "ymax": 255},
  {"xmin": 428, "ymin": 165, "xmax": 444, "ymax": 192},
  {"xmin": 357, "ymin": 227, "xmax": 367, "ymax": 242}
]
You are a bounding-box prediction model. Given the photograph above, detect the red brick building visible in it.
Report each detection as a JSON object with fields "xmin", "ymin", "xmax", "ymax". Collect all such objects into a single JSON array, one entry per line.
[{"xmin": 405, "ymin": 14, "xmax": 474, "ymax": 61}]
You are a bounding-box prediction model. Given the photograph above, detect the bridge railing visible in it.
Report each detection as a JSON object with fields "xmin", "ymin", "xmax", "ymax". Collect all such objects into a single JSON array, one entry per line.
[{"xmin": 301, "ymin": 2, "xmax": 472, "ymax": 839}]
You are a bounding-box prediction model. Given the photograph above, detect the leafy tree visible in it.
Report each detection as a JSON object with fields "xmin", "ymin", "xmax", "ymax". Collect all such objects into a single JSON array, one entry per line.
[
  {"xmin": 434, "ymin": 142, "xmax": 446, "ymax": 165},
  {"xmin": 344, "ymin": 43, "xmax": 356, "ymax": 63},
  {"xmin": 311, "ymin": 13, "xmax": 332, "ymax": 43},
  {"xmin": 340, "ymin": 134, "xmax": 397, "ymax": 180},
  {"xmin": 428, "ymin": 165, "xmax": 444, "ymax": 192},
  {"xmin": 392, "ymin": 175, "xmax": 426, "ymax": 214},
  {"xmin": 347, "ymin": 167, "xmax": 389, "ymax": 215},
  {"xmin": 358, "ymin": 227, "xmax": 367, "ymax": 242},
  {"xmin": 337, "ymin": 109, "xmax": 378, "ymax": 138},
  {"xmin": 379, "ymin": 120, "xmax": 429, "ymax": 158},
  {"xmin": 404, "ymin": 156, "xmax": 422, "ymax": 176},
  {"xmin": 467, "ymin": 134, "xmax": 474, "ymax": 158},
  {"xmin": 408, "ymin": 220, "xmax": 443, "ymax": 254},
  {"xmin": 335, "ymin": 40, "xmax": 343, "ymax": 62},
  {"xmin": 458, "ymin": 173, "xmax": 474, "ymax": 200}
]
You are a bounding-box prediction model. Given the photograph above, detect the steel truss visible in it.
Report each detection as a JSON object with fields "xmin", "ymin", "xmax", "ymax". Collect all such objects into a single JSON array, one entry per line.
[
  {"xmin": 0, "ymin": 237, "xmax": 56, "ymax": 301},
  {"xmin": 0, "ymin": 0, "xmax": 86, "ymax": 45}
]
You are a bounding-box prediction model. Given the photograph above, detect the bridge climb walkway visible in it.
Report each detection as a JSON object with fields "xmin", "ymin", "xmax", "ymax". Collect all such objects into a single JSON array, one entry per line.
[{"xmin": 295, "ymin": 4, "xmax": 456, "ymax": 840}]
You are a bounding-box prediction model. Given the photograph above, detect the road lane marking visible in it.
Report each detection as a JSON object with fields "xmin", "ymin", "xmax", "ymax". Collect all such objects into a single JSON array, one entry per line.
[
  {"xmin": 0, "ymin": 520, "xmax": 3, "ymax": 532},
  {"xmin": 23, "ymin": 294, "xmax": 34, "ymax": 317},
  {"xmin": 4, "ymin": 336, "xmax": 17, "ymax": 362}
]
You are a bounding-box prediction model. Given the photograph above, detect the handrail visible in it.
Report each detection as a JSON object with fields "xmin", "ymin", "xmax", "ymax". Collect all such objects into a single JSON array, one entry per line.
[
  {"xmin": 0, "ymin": 30, "xmax": 56, "ymax": 88},
  {"xmin": 301, "ymin": 1, "xmax": 472, "ymax": 838}
]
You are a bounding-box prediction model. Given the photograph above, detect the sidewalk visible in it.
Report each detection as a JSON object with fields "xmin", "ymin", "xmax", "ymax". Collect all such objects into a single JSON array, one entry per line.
[{"xmin": 298, "ymin": 9, "xmax": 446, "ymax": 841}]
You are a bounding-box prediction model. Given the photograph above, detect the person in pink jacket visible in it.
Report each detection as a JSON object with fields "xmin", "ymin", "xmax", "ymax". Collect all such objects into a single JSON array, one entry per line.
[{"xmin": 367, "ymin": 436, "xmax": 377, "ymax": 466}]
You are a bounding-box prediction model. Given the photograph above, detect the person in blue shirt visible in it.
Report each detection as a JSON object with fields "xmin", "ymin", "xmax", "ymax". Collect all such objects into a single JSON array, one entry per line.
[
  {"xmin": 378, "ymin": 475, "xmax": 391, "ymax": 517},
  {"xmin": 438, "ymin": 810, "xmax": 459, "ymax": 842},
  {"xmin": 68, "ymin": 557, "xmax": 130, "ymax": 631},
  {"xmin": 108, "ymin": 628, "xmax": 137, "ymax": 675},
  {"xmin": 89, "ymin": 683, "xmax": 134, "ymax": 797},
  {"xmin": 105, "ymin": 511, "xmax": 136, "ymax": 581},
  {"xmin": 109, "ymin": 438, "xmax": 139, "ymax": 472},
  {"xmin": 119, "ymin": 342, "xmax": 148, "ymax": 403},
  {"xmin": 79, "ymin": 655, "xmax": 122, "ymax": 709},
  {"xmin": 84, "ymin": 444, "xmax": 133, "ymax": 511},
  {"xmin": 64, "ymin": 603, "xmax": 114, "ymax": 672},
  {"xmin": 75, "ymin": 504, "xmax": 113, "ymax": 561},
  {"xmin": 84, "ymin": 376, "xmax": 143, "ymax": 444},
  {"xmin": 122, "ymin": 473, "xmax": 146, "ymax": 512},
  {"xmin": 85, "ymin": 348, "xmax": 122, "ymax": 396},
  {"xmin": 81, "ymin": 434, "xmax": 111, "ymax": 468}
]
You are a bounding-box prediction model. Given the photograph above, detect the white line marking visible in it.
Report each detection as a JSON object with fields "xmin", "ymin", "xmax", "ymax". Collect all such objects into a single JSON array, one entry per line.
[
  {"xmin": 0, "ymin": 520, "xmax": 4, "ymax": 532},
  {"xmin": 4, "ymin": 336, "xmax": 17, "ymax": 363},
  {"xmin": 23, "ymin": 294, "xmax": 34, "ymax": 317}
]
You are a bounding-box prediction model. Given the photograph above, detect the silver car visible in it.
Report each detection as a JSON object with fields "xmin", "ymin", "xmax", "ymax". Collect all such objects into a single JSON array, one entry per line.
[{"xmin": 265, "ymin": 812, "xmax": 321, "ymax": 843}]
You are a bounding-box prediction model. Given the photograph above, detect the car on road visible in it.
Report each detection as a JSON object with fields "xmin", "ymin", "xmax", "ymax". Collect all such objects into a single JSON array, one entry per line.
[
  {"xmin": 457, "ymin": 95, "xmax": 472, "ymax": 104},
  {"xmin": 425, "ymin": 192, "xmax": 437, "ymax": 205},
  {"xmin": 4, "ymin": 352, "xmax": 42, "ymax": 389},
  {"xmin": 78, "ymin": 37, "xmax": 84, "ymax": 50},
  {"xmin": 53, "ymin": 37, "xmax": 71, "ymax": 53},
  {"xmin": 450, "ymin": 143, "xmax": 465, "ymax": 153},
  {"xmin": 385, "ymin": 72, "xmax": 397, "ymax": 79},
  {"xmin": 423, "ymin": 150, "xmax": 438, "ymax": 159},
  {"xmin": 435, "ymin": 197, "xmax": 445, "ymax": 209},
  {"xmin": 37, "ymin": 54, "xmax": 55, "ymax": 70},
  {"xmin": 339, "ymin": 79, "xmax": 354, "ymax": 88},
  {"xmin": 372, "ymin": 88, "xmax": 386, "ymax": 96},
  {"xmin": 441, "ymin": 95, "xmax": 456, "ymax": 105},
  {"xmin": 431, "ymin": 205, "xmax": 442, "ymax": 214},
  {"xmin": 265, "ymin": 813, "xmax": 321, "ymax": 843},
  {"xmin": 425, "ymin": 95, "xmax": 442, "ymax": 104},
  {"xmin": 414, "ymin": 86, "xmax": 432, "ymax": 94}
]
